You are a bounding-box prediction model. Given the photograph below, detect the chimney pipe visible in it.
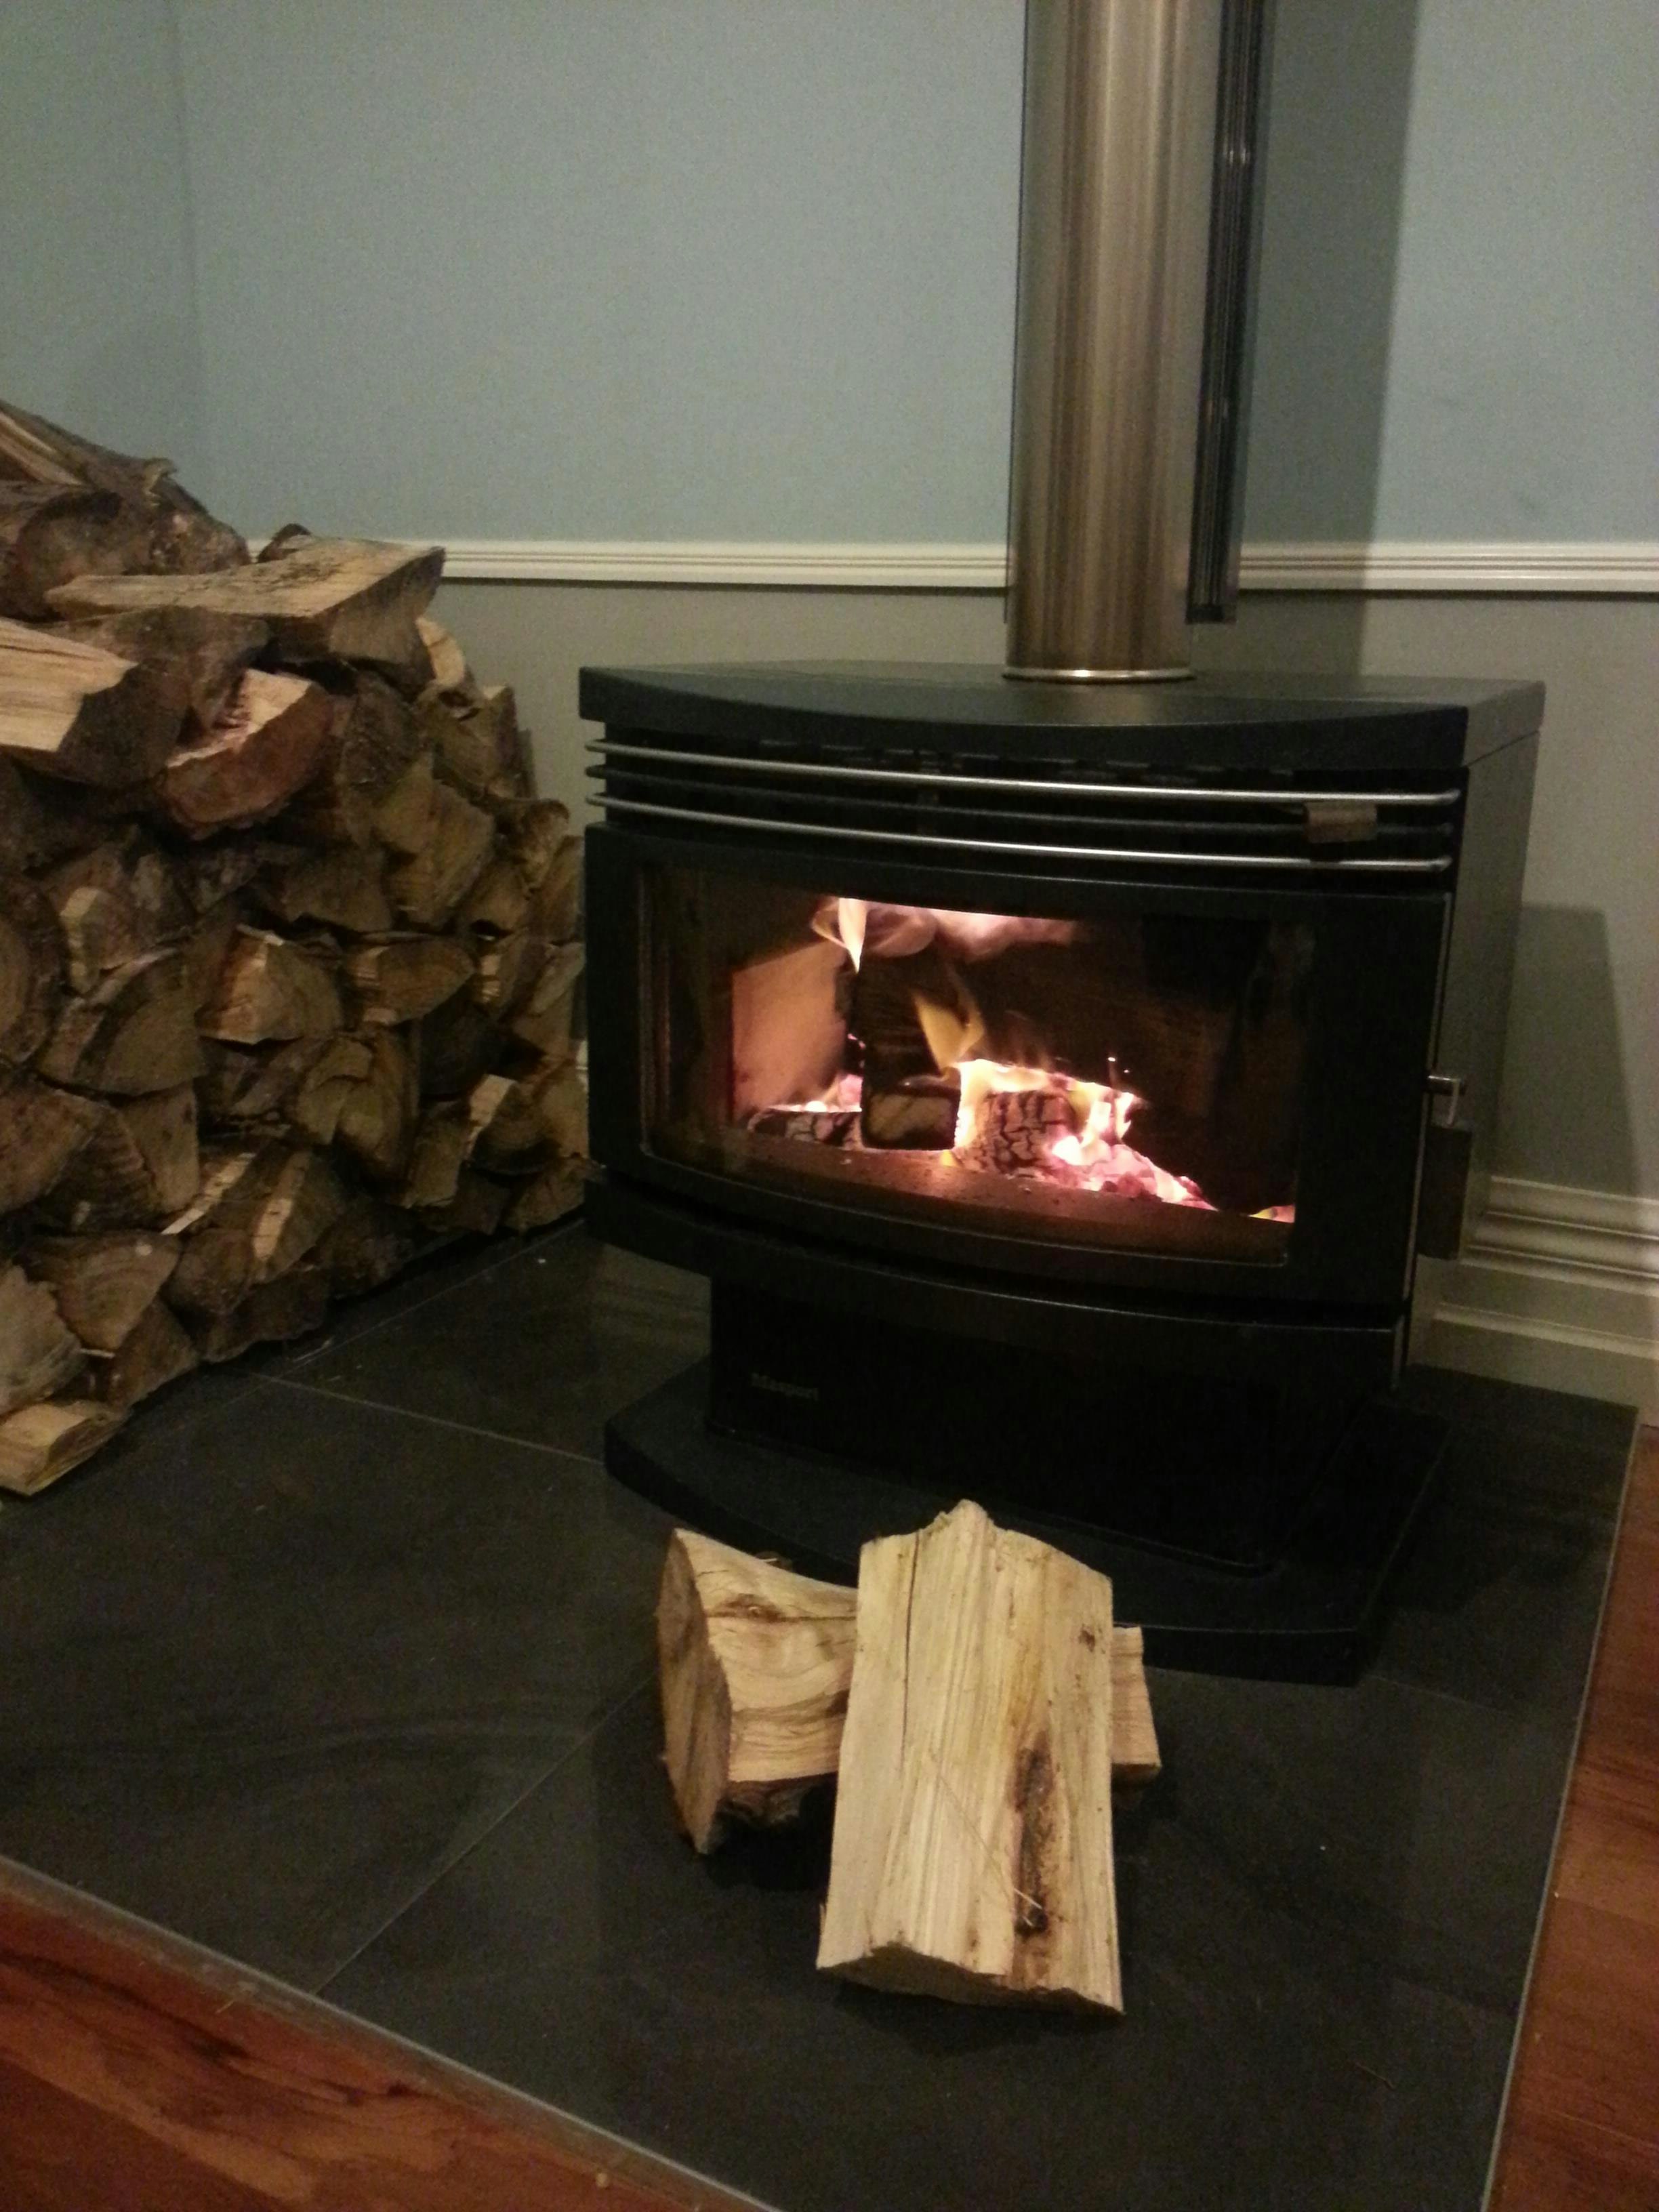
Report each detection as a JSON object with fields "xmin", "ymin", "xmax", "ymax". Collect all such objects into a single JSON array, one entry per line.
[{"xmin": 1005, "ymin": 0, "xmax": 1271, "ymax": 682}]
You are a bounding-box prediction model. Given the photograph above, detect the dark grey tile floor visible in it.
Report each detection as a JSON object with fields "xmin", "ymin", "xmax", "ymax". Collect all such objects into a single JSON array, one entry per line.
[{"xmin": 0, "ymin": 1219, "xmax": 1635, "ymax": 2212}]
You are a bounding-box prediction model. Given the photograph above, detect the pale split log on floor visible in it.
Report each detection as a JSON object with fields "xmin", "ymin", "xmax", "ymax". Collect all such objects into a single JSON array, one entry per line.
[
  {"xmin": 159, "ymin": 668, "xmax": 333, "ymax": 834},
  {"xmin": 0, "ymin": 615, "xmax": 182, "ymax": 786},
  {"xmin": 817, "ymin": 1499, "xmax": 1122, "ymax": 2012},
  {"xmin": 0, "ymin": 1397, "xmax": 125, "ymax": 1496},
  {"xmin": 0, "ymin": 1265, "xmax": 85, "ymax": 1416},
  {"xmin": 37, "ymin": 949, "xmax": 204, "ymax": 1095},
  {"xmin": 656, "ymin": 1528, "xmax": 1158, "ymax": 1853},
  {"xmin": 47, "ymin": 536, "xmax": 443, "ymax": 670}
]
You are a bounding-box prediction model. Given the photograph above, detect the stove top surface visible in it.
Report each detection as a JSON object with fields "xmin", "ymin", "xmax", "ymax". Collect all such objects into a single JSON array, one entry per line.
[{"xmin": 581, "ymin": 662, "xmax": 1543, "ymax": 777}]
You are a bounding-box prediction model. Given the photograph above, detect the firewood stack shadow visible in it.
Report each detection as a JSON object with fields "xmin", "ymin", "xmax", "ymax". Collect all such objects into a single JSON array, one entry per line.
[{"xmin": 0, "ymin": 401, "xmax": 586, "ymax": 1495}]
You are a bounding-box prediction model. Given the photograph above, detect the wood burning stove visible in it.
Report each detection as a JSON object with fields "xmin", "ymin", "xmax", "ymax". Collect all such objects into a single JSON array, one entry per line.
[
  {"xmin": 578, "ymin": 664, "xmax": 1540, "ymax": 1675},
  {"xmin": 575, "ymin": 0, "xmax": 1542, "ymax": 1677}
]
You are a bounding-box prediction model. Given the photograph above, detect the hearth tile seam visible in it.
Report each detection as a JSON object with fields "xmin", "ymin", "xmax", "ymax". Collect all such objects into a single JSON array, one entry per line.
[
  {"xmin": 274, "ymin": 1214, "xmax": 587, "ymax": 1377},
  {"xmin": 262, "ymin": 1372, "xmax": 613, "ymax": 1477},
  {"xmin": 309, "ymin": 1679, "xmax": 653, "ymax": 2001}
]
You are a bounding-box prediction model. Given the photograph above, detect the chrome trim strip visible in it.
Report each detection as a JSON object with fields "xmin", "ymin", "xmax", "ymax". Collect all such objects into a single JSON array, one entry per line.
[
  {"xmin": 588, "ymin": 740, "xmax": 1460, "ymax": 811},
  {"xmin": 598, "ymin": 796, "xmax": 1454, "ymax": 874}
]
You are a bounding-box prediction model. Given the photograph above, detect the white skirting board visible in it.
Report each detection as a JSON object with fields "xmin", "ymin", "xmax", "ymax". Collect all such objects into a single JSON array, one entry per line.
[
  {"xmin": 1420, "ymin": 1178, "xmax": 1659, "ymax": 1415},
  {"xmin": 417, "ymin": 539, "xmax": 1659, "ymax": 595}
]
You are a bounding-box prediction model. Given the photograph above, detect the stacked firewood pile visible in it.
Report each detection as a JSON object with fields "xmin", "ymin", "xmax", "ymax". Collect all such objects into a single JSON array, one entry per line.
[
  {"xmin": 658, "ymin": 1502, "xmax": 1156, "ymax": 2013},
  {"xmin": 0, "ymin": 402, "xmax": 584, "ymax": 1495}
]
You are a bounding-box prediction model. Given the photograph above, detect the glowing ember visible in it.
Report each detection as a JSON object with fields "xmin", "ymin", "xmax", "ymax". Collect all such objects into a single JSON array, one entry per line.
[{"xmin": 951, "ymin": 1060, "xmax": 1212, "ymax": 1207}]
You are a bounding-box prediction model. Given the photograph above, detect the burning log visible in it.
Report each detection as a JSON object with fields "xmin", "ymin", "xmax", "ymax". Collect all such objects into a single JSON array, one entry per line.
[
  {"xmin": 817, "ymin": 1500, "xmax": 1122, "ymax": 2011},
  {"xmin": 657, "ymin": 1527, "xmax": 1158, "ymax": 1854}
]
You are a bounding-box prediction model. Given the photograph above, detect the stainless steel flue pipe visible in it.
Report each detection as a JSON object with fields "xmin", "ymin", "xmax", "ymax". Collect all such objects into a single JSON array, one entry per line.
[{"xmin": 1006, "ymin": 0, "xmax": 1270, "ymax": 681}]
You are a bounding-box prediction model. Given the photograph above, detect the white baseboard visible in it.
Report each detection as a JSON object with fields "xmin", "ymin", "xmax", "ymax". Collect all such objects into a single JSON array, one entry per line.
[
  {"xmin": 1422, "ymin": 1176, "xmax": 1659, "ymax": 1414},
  {"xmin": 424, "ymin": 537, "xmax": 1659, "ymax": 595}
]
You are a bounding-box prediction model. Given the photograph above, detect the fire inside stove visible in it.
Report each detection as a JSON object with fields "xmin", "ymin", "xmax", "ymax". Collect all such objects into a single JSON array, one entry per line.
[{"xmin": 647, "ymin": 871, "xmax": 1308, "ymax": 1258}]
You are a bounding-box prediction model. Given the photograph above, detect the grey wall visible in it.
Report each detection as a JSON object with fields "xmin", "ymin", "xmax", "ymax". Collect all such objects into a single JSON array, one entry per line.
[
  {"xmin": 0, "ymin": 0, "xmax": 205, "ymax": 480},
  {"xmin": 168, "ymin": 0, "xmax": 1658, "ymax": 546}
]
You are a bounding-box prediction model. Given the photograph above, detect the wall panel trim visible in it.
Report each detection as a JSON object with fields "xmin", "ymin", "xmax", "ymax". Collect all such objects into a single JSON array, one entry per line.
[
  {"xmin": 1425, "ymin": 1176, "xmax": 1659, "ymax": 1414},
  {"xmin": 417, "ymin": 538, "xmax": 1659, "ymax": 595}
]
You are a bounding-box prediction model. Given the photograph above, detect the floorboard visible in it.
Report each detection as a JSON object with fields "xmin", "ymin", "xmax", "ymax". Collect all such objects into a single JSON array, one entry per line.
[
  {"xmin": 1489, "ymin": 1426, "xmax": 1659, "ymax": 2212},
  {"xmin": 0, "ymin": 1860, "xmax": 763, "ymax": 2212}
]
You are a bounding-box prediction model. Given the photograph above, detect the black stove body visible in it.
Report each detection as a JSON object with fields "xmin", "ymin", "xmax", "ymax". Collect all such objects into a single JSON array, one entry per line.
[{"xmin": 579, "ymin": 662, "xmax": 1540, "ymax": 1677}]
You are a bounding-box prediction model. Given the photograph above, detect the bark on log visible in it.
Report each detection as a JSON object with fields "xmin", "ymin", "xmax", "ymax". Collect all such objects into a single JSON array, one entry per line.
[
  {"xmin": 48, "ymin": 536, "xmax": 443, "ymax": 669},
  {"xmin": 0, "ymin": 483, "xmax": 151, "ymax": 621},
  {"xmin": 0, "ymin": 1076, "xmax": 98, "ymax": 1212},
  {"xmin": 58, "ymin": 607, "xmax": 267, "ymax": 729},
  {"xmin": 345, "ymin": 935, "xmax": 472, "ymax": 1025},
  {"xmin": 36, "ymin": 1084, "xmax": 199, "ymax": 1231},
  {"xmin": 333, "ymin": 1027, "xmax": 416, "ymax": 1181},
  {"xmin": 0, "ymin": 876, "xmax": 65, "ymax": 1068},
  {"xmin": 315, "ymin": 1194, "xmax": 424, "ymax": 1298},
  {"xmin": 185, "ymin": 1264, "xmax": 331, "ymax": 1363},
  {"xmin": 89, "ymin": 1296, "xmax": 199, "ymax": 1408},
  {"xmin": 159, "ymin": 668, "xmax": 332, "ymax": 834},
  {"xmin": 0, "ymin": 1265, "xmax": 85, "ymax": 1416},
  {"xmin": 37, "ymin": 950, "xmax": 203, "ymax": 1095},
  {"xmin": 387, "ymin": 779, "xmax": 494, "ymax": 927},
  {"xmin": 166, "ymin": 1145, "xmax": 348, "ymax": 1317},
  {"xmin": 0, "ymin": 1397, "xmax": 125, "ymax": 1496},
  {"xmin": 817, "ymin": 1500, "xmax": 1122, "ymax": 2011},
  {"xmin": 504, "ymin": 942, "xmax": 583, "ymax": 1061},
  {"xmin": 417, "ymin": 993, "xmax": 501, "ymax": 1100},
  {"xmin": 260, "ymin": 846, "xmax": 392, "ymax": 936},
  {"xmin": 0, "ymin": 398, "xmax": 248, "ymax": 575},
  {"xmin": 657, "ymin": 1529, "xmax": 1158, "ymax": 1853},
  {"xmin": 456, "ymin": 857, "xmax": 531, "ymax": 938},
  {"xmin": 502, "ymin": 1158, "xmax": 585, "ymax": 1231},
  {"xmin": 199, "ymin": 928, "xmax": 344, "ymax": 1044},
  {"xmin": 26, "ymin": 1231, "xmax": 180, "ymax": 1352},
  {"xmin": 43, "ymin": 830, "xmax": 192, "ymax": 983},
  {"xmin": 0, "ymin": 616, "xmax": 182, "ymax": 786}
]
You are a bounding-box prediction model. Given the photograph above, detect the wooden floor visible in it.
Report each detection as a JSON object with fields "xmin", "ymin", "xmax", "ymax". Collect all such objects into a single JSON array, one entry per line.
[
  {"xmin": 1, "ymin": 1432, "xmax": 1654, "ymax": 2212},
  {"xmin": 1489, "ymin": 1425, "xmax": 1659, "ymax": 2212},
  {"xmin": 0, "ymin": 1858, "xmax": 757, "ymax": 2212}
]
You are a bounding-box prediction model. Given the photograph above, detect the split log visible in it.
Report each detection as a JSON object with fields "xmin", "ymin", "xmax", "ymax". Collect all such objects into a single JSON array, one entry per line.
[
  {"xmin": 372, "ymin": 750, "xmax": 436, "ymax": 857},
  {"xmin": 0, "ymin": 615, "xmax": 182, "ymax": 786},
  {"xmin": 166, "ymin": 1145, "xmax": 348, "ymax": 1317},
  {"xmin": 416, "ymin": 615, "xmax": 476, "ymax": 701},
  {"xmin": 0, "ymin": 876, "xmax": 65, "ymax": 1067},
  {"xmin": 503, "ymin": 1158, "xmax": 586, "ymax": 1231},
  {"xmin": 89, "ymin": 1296, "xmax": 199, "ymax": 1408},
  {"xmin": 180, "ymin": 898, "xmax": 241, "ymax": 1014},
  {"xmin": 287, "ymin": 675, "xmax": 425, "ymax": 848},
  {"xmin": 504, "ymin": 942, "xmax": 583, "ymax": 1060},
  {"xmin": 817, "ymin": 1500, "xmax": 1122, "ymax": 2012},
  {"xmin": 415, "ymin": 1166, "xmax": 511, "ymax": 1238},
  {"xmin": 433, "ymin": 682, "xmax": 527, "ymax": 800},
  {"xmin": 260, "ymin": 845, "xmax": 392, "ymax": 937},
  {"xmin": 456, "ymin": 856, "xmax": 530, "ymax": 938},
  {"xmin": 657, "ymin": 1529, "xmax": 1158, "ymax": 1853},
  {"xmin": 526, "ymin": 1059, "xmax": 588, "ymax": 1158},
  {"xmin": 387, "ymin": 779, "xmax": 494, "ymax": 927},
  {"xmin": 0, "ymin": 1077, "xmax": 98, "ymax": 1212},
  {"xmin": 199, "ymin": 928, "xmax": 343, "ymax": 1044},
  {"xmin": 37, "ymin": 950, "xmax": 203, "ymax": 1095},
  {"xmin": 43, "ymin": 830, "xmax": 192, "ymax": 983},
  {"xmin": 186, "ymin": 1264, "xmax": 330, "ymax": 1363},
  {"xmin": 0, "ymin": 1398, "xmax": 125, "ymax": 1496},
  {"xmin": 0, "ymin": 483, "xmax": 151, "ymax": 621},
  {"xmin": 159, "ymin": 669, "xmax": 332, "ymax": 834},
  {"xmin": 506, "ymin": 804, "xmax": 582, "ymax": 939},
  {"xmin": 417, "ymin": 992, "xmax": 502, "ymax": 1100},
  {"xmin": 401, "ymin": 1078, "xmax": 514, "ymax": 1211},
  {"xmin": 315, "ymin": 1195, "xmax": 424, "ymax": 1298},
  {"xmin": 0, "ymin": 398, "xmax": 247, "ymax": 575},
  {"xmin": 26, "ymin": 1231, "xmax": 179, "ymax": 1352},
  {"xmin": 59, "ymin": 607, "xmax": 267, "ymax": 729},
  {"xmin": 285, "ymin": 1036, "xmax": 373, "ymax": 1145},
  {"xmin": 332, "ymin": 1027, "xmax": 416, "ymax": 1181},
  {"xmin": 37, "ymin": 1084, "xmax": 199, "ymax": 1231},
  {"xmin": 470, "ymin": 927, "xmax": 546, "ymax": 1019},
  {"xmin": 49, "ymin": 535, "xmax": 443, "ymax": 669},
  {"xmin": 344, "ymin": 935, "xmax": 472, "ymax": 1025},
  {"xmin": 0, "ymin": 1265, "xmax": 85, "ymax": 1416}
]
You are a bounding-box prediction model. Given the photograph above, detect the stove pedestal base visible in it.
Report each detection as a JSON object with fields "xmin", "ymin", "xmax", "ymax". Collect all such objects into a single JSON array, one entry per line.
[{"xmin": 606, "ymin": 1361, "xmax": 1447, "ymax": 1683}]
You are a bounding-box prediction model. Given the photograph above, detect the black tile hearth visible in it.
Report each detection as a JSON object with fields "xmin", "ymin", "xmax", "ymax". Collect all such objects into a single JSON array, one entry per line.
[
  {"xmin": 0, "ymin": 1217, "xmax": 1636, "ymax": 2211},
  {"xmin": 0, "ymin": 1370, "xmax": 670, "ymax": 1988},
  {"xmin": 292, "ymin": 1230, "xmax": 710, "ymax": 1462}
]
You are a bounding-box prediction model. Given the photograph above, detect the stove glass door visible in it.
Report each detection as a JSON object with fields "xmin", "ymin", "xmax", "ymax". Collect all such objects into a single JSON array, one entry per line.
[{"xmin": 642, "ymin": 863, "xmax": 1311, "ymax": 1264}]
